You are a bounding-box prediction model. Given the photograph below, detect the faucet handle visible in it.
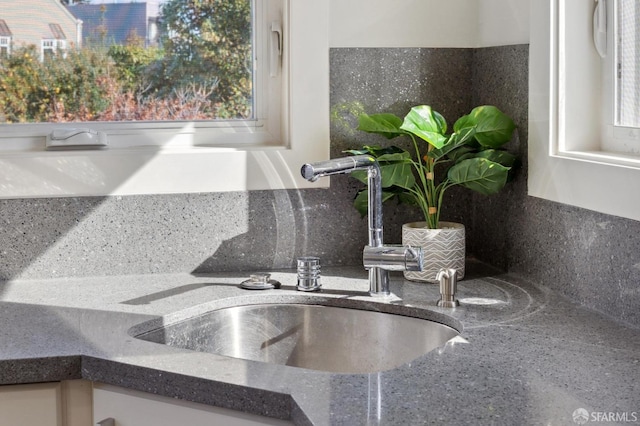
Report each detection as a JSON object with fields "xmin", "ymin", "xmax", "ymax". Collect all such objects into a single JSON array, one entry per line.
[
  {"xmin": 363, "ymin": 245, "xmax": 423, "ymax": 271},
  {"xmin": 436, "ymin": 268, "xmax": 460, "ymax": 308}
]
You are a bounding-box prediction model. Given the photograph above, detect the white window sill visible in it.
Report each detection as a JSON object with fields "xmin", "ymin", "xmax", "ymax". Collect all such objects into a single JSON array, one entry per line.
[
  {"xmin": 0, "ymin": 0, "xmax": 330, "ymax": 199},
  {"xmin": 0, "ymin": 145, "xmax": 326, "ymax": 198}
]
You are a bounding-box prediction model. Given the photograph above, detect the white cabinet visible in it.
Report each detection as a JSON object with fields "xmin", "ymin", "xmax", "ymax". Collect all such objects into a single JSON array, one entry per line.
[
  {"xmin": 0, "ymin": 380, "xmax": 291, "ymax": 426},
  {"xmin": 0, "ymin": 380, "xmax": 91, "ymax": 426},
  {"xmin": 0, "ymin": 382, "xmax": 61, "ymax": 426},
  {"xmin": 93, "ymin": 383, "xmax": 293, "ymax": 426}
]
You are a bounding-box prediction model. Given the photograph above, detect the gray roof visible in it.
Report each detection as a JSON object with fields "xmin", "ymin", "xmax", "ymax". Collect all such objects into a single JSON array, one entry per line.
[
  {"xmin": 0, "ymin": 19, "xmax": 12, "ymax": 37},
  {"xmin": 68, "ymin": 3, "xmax": 153, "ymax": 45}
]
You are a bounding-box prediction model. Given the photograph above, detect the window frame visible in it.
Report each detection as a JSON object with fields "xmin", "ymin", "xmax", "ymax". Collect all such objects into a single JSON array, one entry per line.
[
  {"xmin": 0, "ymin": 0, "xmax": 330, "ymax": 198},
  {"xmin": 529, "ymin": 0, "xmax": 640, "ymax": 222},
  {"xmin": 41, "ymin": 39, "xmax": 67, "ymax": 61},
  {"xmin": 601, "ymin": 0, "xmax": 640, "ymax": 154},
  {"xmin": 0, "ymin": 36, "xmax": 10, "ymax": 56}
]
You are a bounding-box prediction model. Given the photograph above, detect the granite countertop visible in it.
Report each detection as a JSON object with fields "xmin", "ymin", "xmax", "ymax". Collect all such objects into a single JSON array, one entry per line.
[{"xmin": 0, "ymin": 264, "xmax": 639, "ymax": 425}]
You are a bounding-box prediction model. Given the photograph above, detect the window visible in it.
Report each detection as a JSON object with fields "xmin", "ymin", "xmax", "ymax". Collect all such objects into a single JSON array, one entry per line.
[
  {"xmin": 0, "ymin": 36, "xmax": 10, "ymax": 57},
  {"xmin": 0, "ymin": 0, "xmax": 330, "ymax": 197},
  {"xmin": 600, "ymin": 0, "xmax": 640, "ymax": 155},
  {"xmin": 0, "ymin": 19, "xmax": 11, "ymax": 57},
  {"xmin": 598, "ymin": 0, "xmax": 640, "ymax": 155},
  {"xmin": 41, "ymin": 39, "xmax": 67, "ymax": 61},
  {"xmin": 5, "ymin": 2, "xmax": 256, "ymax": 124},
  {"xmin": 615, "ymin": 0, "xmax": 640, "ymax": 128},
  {"xmin": 529, "ymin": 0, "xmax": 640, "ymax": 222}
]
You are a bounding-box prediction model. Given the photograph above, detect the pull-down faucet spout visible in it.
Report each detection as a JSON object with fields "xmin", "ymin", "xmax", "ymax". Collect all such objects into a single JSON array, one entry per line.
[
  {"xmin": 301, "ymin": 155, "xmax": 422, "ymax": 296},
  {"xmin": 301, "ymin": 155, "xmax": 383, "ymax": 247}
]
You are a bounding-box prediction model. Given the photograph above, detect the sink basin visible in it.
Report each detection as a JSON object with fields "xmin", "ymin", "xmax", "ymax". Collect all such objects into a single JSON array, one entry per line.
[{"xmin": 134, "ymin": 303, "xmax": 459, "ymax": 374}]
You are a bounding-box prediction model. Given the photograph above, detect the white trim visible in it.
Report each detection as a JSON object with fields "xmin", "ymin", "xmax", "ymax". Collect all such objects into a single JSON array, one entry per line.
[
  {"xmin": 0, "ymin": 0, "xmax": 330, "ymax": 198},
  {"xmin": 529, "ymin": 0, "xmax": 640, "ymax": 222}
]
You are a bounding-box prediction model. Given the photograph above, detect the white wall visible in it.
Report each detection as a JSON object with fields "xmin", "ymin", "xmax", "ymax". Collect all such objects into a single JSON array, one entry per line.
[
  {"xmin": 329, "ymin": 0, "xmax": 530, "ymax": 48},
  {"xmin": 477, "ymin": 0, "xmax": 530, "ymax": 46}
]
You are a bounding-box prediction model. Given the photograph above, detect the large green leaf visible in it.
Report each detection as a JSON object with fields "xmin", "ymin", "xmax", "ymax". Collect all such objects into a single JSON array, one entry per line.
[
  {"xmin": 350, "ymin": 170, "xmax": 369, "ymax": 185},
  {"xmin": 447, "ymin": 146, "xmax": 477, "ymax": 164},
  {"xmin": 376, "ymin": 151, "xmax": 412, "ymax": 163},
  {"xmin": 473, "ymin": 106, "xmax": 516, "ymax": 148},
  {"xmin": 353, "ymin": 190, "xmax": 368, "ymax": 217},
  {"xmin": 448, "ymin": 157, "xmax": 510, "ymax": 195},
  {"xmin": 452, "ymin": 113, "xmax": 474, "ymax": 133},
  {"xmin": 476, "ymin": 149, "xmax": 517, "ymax": 168},
  {"xmin": 347, "ymin": 145, "xmax": 414, "ymax": 187},
  {"xmin": 428, "ymin": 127, "xmax": 476, "ymax": 160},
  {"xmin": 351, "ymin": 159, "xmax": 414, "ymax": 189},
  {"xmin": 380, "ymin": 162, "xmax": 415, "ymax": 189},
  {"xmin": 344, "ymin": 145, "xmax": 406, "ymax": 158},
  {"xmin": 399, "ymin": 105, "xmax": 448, "ymax": 148},
  {"xmin": 357, "ymin": 113, "xmax": 405, "ymax": 139},
  {"xmin": 454, "ymin": 106, "xmax": 515, "ymax": 148}
]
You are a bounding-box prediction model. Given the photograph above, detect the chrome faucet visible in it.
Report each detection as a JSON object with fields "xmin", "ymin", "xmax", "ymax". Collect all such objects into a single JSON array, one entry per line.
[{"xmin": 301, "ymin": 155, "xmax": 423, "ymax": 296}]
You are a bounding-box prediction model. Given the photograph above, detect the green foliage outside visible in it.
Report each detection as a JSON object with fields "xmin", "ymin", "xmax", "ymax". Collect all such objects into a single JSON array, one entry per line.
[
  {"xmin": 0, "ymin": 0, "xmax": 252, "ymax": 123},
  {"xmin": 157, "ymin": 0, "xmax": 253, "ymax": 118},
  {"xmin": 0, "ymin": 46, "xmax": 113, "ymax": 123},
  {"xmin": 108, "ymin": 43, "xmax": 163, "ymax": 93}
]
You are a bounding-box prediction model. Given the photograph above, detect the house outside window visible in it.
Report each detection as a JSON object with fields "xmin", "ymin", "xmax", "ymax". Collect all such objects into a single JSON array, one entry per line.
[
  {"xmin": 0, "ymin": 19, "xmax": 11, "ymax": 57},
  {"xmin": 0, "ymin": 0, "xmax": 80, "ymax": 47}
]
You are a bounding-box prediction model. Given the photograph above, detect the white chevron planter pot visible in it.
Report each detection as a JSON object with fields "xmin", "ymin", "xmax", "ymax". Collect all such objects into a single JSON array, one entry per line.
[{"xmin": 402, "ymin": 221, "xmax": 465, "ymax": 283}]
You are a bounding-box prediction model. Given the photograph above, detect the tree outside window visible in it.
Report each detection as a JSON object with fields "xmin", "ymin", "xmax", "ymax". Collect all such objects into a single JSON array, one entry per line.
[{"xmin": 0, "ymin": 0, "xmax": 252, "ymax": 124}]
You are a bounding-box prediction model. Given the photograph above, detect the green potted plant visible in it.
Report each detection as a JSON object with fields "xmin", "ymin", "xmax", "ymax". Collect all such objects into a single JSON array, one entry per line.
[{"xmin": 346, "ymin": 104, "xmax": 516, "ymax": 282}]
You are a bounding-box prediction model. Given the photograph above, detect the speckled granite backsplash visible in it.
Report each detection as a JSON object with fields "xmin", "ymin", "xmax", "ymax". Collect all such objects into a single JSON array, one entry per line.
[
  {"xmin": 1, "ymin": 45, "xmax": 639, "ymax": 328},
  {"xmin": 469, "ymin": 46, "xmax": 640, "ymax": 329}
]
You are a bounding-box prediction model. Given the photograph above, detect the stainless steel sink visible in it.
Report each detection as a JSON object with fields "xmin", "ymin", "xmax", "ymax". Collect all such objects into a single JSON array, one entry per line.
[{"xmin": 134, "ymin": 303, "xmax": 459, "ymax": 374}]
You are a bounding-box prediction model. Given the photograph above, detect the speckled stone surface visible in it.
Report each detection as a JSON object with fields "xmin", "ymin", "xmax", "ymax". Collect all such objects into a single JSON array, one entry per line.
[
  {"xmin": 0, "ymin": 191, "xmax": 369, "ymax": 280},
  {"xmin": 0, "ymin": 265, "xmax": 638, "ymax": 425},
  {"xmin": 1, "ymin": 44, "xmax": 639, "ymax": 331},
  {"xmin": 467, "ymin": 45, "xmax": 640, "ymax": 328},
  {"xmin": 0, "ymin": 48, "xmax": 475, "ymax": 283}
]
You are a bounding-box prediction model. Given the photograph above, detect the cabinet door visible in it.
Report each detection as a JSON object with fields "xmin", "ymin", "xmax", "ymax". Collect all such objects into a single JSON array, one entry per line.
[
  {"xmin": 93, "ymin": 383, "xmax": 293, "ymax": 426},
  {"xmin": 0, "ymin": 380, "xmax": 92, "ymax": 426},
  {"xmin": 0, "ymin": 383, "xmax": 62, "ymax": 426}
]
